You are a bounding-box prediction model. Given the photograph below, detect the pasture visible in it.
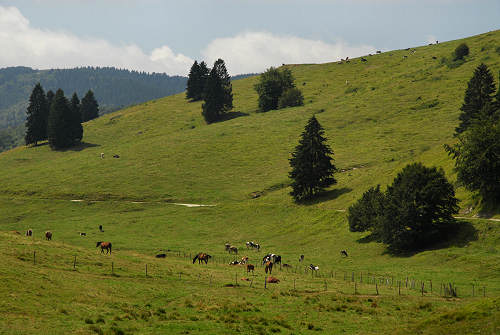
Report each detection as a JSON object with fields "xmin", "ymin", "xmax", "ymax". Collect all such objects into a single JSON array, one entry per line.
[{"xmin": 0, "ymin": 30, "xmax": 500, "ymax": 334}]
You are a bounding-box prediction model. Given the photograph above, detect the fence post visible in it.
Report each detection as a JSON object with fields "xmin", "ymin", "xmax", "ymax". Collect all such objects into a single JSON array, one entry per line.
[
  {"xmin": 250, "ymin": 278, "xmax": 253, "ymax": 287},
  {"xmin": 354, "ymin": 282, "xmax": 357, "ymax": 295},
  {"xmin": 483, "ymin": 286, "xmax": 486, "ymax": 297},
  {"xmin": 145, "ymin": 264, "xmax": 148, "ymax": 277},
  {"xmin": 265, "ymin": 276, "xmax": 267, "ymax": 289},
  {"xmin": 472, "ymin": 284, "xmax": 474, "ymax": 297},
  {"xmin": 421, "ymin": 282, "xmax": 424, "ymax": 296},
  {"xmin": 294, "ymin": 278, "xmax": 296, "ymax": 290},
  {"xmin": 376, "ymin": 282, "xmax": 379, "ymax": 295},
  {"xmin": 430, "ymin": 280, "xmax": 432, "ymax": 293},
  {"xmin": 398, "ymin": 281, "xmax": 401, "ymax": 295},
  {"xmin": 235, "ymin": 273, "xmax": 237, "ymax": 286},
  {"xmin": 33, "ymin": 251, "xmax": 36, "ymax": 265},
  {"xmin": 324, "ymin": 280, "xmax": 327, "ymax": 291},
  {"xmin": 73, "ymin": 255, "xmax": 76, "ymax": 270},
  {"xmin": 351, "ymin": 272, "xmax": 354, "ymax": 282},
  {"xmin": 360, "ymin": 272, "xmax": 363, "ymax": 283},
  {"xmin": 112, "ymin": 262, "xmax": 114, "ymax": 274}
]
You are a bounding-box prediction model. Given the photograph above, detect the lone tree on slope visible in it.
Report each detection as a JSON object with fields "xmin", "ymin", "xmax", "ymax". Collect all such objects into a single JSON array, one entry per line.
[
  {"xmin": 289, "ymin": 115, "xmax": 337, "ymax": 202},
  {"xmin": 25, "ymin": 83, "xmax": 49, "ymax": 146},
  {"xmin": 254, "ymin": 67, "xmax": 297, "ymax": 112},
  {"xmin": 202, "ymin": 59, "xmax": 233, "ymax": 123}
]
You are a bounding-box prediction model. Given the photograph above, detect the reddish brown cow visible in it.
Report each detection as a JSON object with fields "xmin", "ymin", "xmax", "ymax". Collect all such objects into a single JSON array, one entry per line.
[
  {"xmin": 246, "ymin": 264, "xmax": 255, "ymax": 273},
  {"xmin": 45, "ymin": 231, "xmax": 52, "ymax": 240},
  {"xmin": 266, "ymin": 276, "xmax": 280, "ymax": 283}
]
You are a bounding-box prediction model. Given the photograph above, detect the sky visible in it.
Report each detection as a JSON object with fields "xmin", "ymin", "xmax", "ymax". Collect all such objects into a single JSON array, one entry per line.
[{"xmin": 0, "ymin": 0, "xmax": 499, "ymax": 76}]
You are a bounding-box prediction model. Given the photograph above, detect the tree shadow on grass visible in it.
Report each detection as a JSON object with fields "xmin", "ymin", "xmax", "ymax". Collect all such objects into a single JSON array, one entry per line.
[
  {"xmin": 384, "ymin": 220, "xmax": 479, "ymax": 258},
  {"xmin": 62, "ymin": 142, "xmax": 100, "ymax": 152},
  {"xmin": 216, "ymin": 111, "xmax": 249, "ymax": 122},
  {"xmin": 301, "ymin": 187, "xmax": 352, "ymax": 206}
]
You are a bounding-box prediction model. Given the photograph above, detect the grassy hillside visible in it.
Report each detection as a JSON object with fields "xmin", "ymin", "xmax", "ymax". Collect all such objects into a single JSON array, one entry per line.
[{"xmin": 0, "ymin": 30, "xmax": 499, "ymax": 334}]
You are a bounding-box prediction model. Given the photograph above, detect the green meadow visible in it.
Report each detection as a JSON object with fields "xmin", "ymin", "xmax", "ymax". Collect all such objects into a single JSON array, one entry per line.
[{"xmin": 0, "ymin": 30, "xmax": 499, "ymax": 334}]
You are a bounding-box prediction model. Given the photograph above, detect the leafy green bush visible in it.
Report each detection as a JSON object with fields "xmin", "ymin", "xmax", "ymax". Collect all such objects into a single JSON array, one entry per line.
[
  {"xmin": 278, "ymin": 87, "xmax": 304, "ymax": 109},
  {"xmin": 347, "ymin": 185, "xmax": 385, "ymax": 233},
  {"xmin": 453, "ymin": 43, "xmax": 469, "ymax": 61}
]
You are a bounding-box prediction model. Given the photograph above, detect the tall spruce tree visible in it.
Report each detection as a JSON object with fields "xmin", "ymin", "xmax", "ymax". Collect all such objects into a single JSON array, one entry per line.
[
  {"xmin": 289, "ymin": 115, "xmax": 337, "ymax": 202},
  {"xmin": 47, "ymin": 89, "xmax": 73, "ymax": 149},
  {"xmin": 455, "ymin": 63, "xmax": 496, "ymax": 135},
  {"xmin": 201, "ymin": 59, "xmax": 233, "ymax": 123},
  {"xmin": 186, "ymin": 61, "xmax": 210, "ymax": 101},
  {"xmin": 69, "ymin": 92, "xmax": 83, "ymax": 144},
  {"xmin": 81, "ymin": 90, "xmax": 99, "ymax": 122},
  {"xmin": 25, "ymin": 83, "xmax": 49, "ymax": 146}
]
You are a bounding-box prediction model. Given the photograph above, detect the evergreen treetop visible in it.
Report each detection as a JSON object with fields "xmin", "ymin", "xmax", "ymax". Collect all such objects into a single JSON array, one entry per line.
[
  {"xmin": 289, "ymin": 115, "xmax": 337, "ymax": 202},
  {"xmin": 201, "ymin": 59, "xmax": 233, "ymax": 124},
  {"xmin": 186, "ymin": 61, "xmax": 210, "ymax": 101},
  {"xmin": 81, "ymin": 90, "xmax": 99, "ymax": 122},
  {"xmin": 48, "ymin": 89, "xmax": 72, "ymax": 149},
  {"xmin": 455, "ymin": 63, "xmax": 496, "ymax": 135}
]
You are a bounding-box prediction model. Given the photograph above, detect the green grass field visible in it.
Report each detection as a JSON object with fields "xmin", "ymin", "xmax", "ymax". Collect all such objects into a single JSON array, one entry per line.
[{"xmin": 0, "ymin": 30, "xmax": 499, "ymax": 334}]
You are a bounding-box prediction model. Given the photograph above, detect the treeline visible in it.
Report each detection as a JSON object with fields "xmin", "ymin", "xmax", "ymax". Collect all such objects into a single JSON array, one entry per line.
[{"xmin": 25, "ymin": 83, "xmax": 99, "ymax": 149}]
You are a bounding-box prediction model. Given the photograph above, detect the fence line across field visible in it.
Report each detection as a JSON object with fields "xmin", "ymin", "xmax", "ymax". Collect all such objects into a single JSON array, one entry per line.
[{"xmin": 26, "ymin": 247, "xmax": 489, "ymax": 299}]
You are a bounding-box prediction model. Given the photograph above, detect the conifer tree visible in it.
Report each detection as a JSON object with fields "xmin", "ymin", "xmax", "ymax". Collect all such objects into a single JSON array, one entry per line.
[
  {"xmin": 69, "ymin": 92, "xmax": 83, "ymax": 144},
  {"xmin": 46, "ymin": 90, "xmax": 55, "ymax": 109},
  {"xmin": 81, "ymin": 90, "xmax": 99, "ymax": 122},
  {"xmin": 289, "ymin": 115, "xmax": 337, "ymax": 201},
  {"xmin": 25, "ymin": 83, "xmax": 49, "ymax": 146},
  {"xmin": 186, "ymin": 61, "xmax": 210, "ymax": 101},
  {"xmin": 47, "ymin": 89, "xmax": 73, "ymax": 149},
  {"xmin": 201, "ymin": 59, "xmax": 233, "ymax": 123},
  {"xmin": 455, "ymin": 63, "xmax": 496, "ymax": 135}
]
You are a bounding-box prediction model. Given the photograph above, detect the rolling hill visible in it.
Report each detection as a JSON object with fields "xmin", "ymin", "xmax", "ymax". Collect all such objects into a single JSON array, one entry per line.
[{"xmin": 0, "ymin": 30, "xmax": 499, "ymax": 335}]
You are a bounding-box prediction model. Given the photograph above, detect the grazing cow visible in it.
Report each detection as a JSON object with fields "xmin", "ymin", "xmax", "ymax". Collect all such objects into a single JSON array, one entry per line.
[
  {"xmin": 192, "ymin": 253, "xmax": 211, "ymax": 264},
  {"xmin": 240, "ymin": 256, "xmax": 249, "ymax": 264},
  {"xmin": 309, "ymin": 264, "xmax": 319, "ymax": 271},
  {"xmin": 26, "ymin": 229, "xmax": 33, "ymax": 237},
  {"xmin": 246, "ymin": 264, "xmax": 255, "ymax": 273},
  {"xmin": 299, "ymin": 254, "xmax": 304, "ymax": 262},
  {"xmin": 403, "ymin": 55, "xmax": 408, "ymax": 59},
  {"xmin": 100, "ymin": 153, "xmax": 104, "ymax": 159},
  {"xmin": 265, "ymin": 261, "xmax": 273, "ymax": 274},
  {"xmin": 432, "ymin": 56, "xmax": 437, "ymax": 59},
  {"xmin": 228, "ymin": 246, "xmax": 238, "ymax": 254},
  {"xmin": 224, "ymin": 243, "xmax": 231, "ymax": 251},
  {"xmin": 99, "ymin": 225, "xmax": 103, "ymax": 232},
  {"xmin": 376, "ymin": 50, "xmax": 381, "ymax": 54},
  {"xmin": 96, "ymin": 241, "xmax": 112, "ymax": 254},
  {"xmin": 155, "ymin": 253, "xmax": 166, "ymax": 258},
  {"xmin": 340, "ymin": 250, "xmax": 348, "ymax": 257},
  {"xmin": 113, "ymin": 154, "xmax": 120, "ymax": 158},
  {"xmin": 79, "ymin": 232, "xmax": 86, "ymax": 236},
  {"xmin": 45, "ymin": 231, "xmax": 52, "ymax": 241},
  {"xmin": 229, "ymin": 260, "xmax": 240, "ymax": 265},
  {"xmin": 361, "ymin": 58, "xmax": 367, "ymax": 62},
  {"xmin": 246, "ymin": 241, "xmax": 260, "ymax": 251},
  {"xmin": 266, "ymin": 276, "xmax": 280, "ymax": 283}
]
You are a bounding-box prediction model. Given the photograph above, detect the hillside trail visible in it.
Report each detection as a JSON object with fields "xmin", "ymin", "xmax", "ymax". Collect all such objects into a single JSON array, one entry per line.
[{"xmin": 69, "ymin": 199, "xmax": 215, "ymax": 207}]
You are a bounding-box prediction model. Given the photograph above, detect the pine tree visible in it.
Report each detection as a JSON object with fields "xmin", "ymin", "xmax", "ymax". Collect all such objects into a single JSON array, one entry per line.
[
  {"xmin": 455, "ymin": 63, "xmax": 496, "ymax": 135},
  {"xmin": 201, "ymin": 59, "xmax": 233, "ymax": 124},
  {"xmin": 81, "ymin": 90, "xmax": 99, "ymax": 122},
  {"xmin": 25, "ymin": 83, "xmax": 49, "ymax": 146},
  {"xmin": 69, "ymin": 92, "xmax": 83, "ymax": 144},
  {"xmin": 186, "ymin": 61, "xmax": 200, "ymax": 101},
  {"xmin": 46, "ymin": 90, "xmax": 55, "ymax": 108},
  {"xmin": 47, "ymin": 89, "xmax": 73, "ymax": 149},
  {"xmin": 289, "ymin": 115, "xmax": 337, "ymax": 201}
]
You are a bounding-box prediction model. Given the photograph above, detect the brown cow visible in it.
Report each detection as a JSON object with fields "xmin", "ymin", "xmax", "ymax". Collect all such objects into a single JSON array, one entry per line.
[
  {"xmin": 266, "ymin": 276, "xmax": 280, "ymax": 283},
  {"xmin": 26, "ymin": 229, "xmax": 33, "ymax": 237},
  {"xmin": 246, "ymin": 264, "xmax": 255, "ymax": 273},
  {"xmin": 265, "ymin": 261, "xmax": 273, "ymax": 274},
  {"xmin": 45, "ymin": 231, "xmax": 52, "ymax": 240}
]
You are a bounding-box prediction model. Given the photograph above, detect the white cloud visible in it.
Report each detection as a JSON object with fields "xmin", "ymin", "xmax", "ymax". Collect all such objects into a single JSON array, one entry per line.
[
  {"xmin": 426, "ymin": 35, "xmax": 438, "ymax": 44},
  {"xmin": 0, "ymin": 6, "xmax": 193, "ymax": 75},
  {"xmin": 202, "ymin": 32, "xmax": 376, "ymax": 74}
]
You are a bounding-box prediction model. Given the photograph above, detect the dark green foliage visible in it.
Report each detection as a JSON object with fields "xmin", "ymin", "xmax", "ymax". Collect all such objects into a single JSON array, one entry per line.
[
  {"xmin": 46, "ymin": 90, "xmax": 55, "ymax": 109},
  {"xmin": 254, "ymin": 67, "xmax": 296, "ymax": 112},
  {"xmin": 453, "ymin": 43, "xmax": 470, "ymax": 61},
  {"xmin": 278, "ymin": 87, "xmax": 304, "ymax": 109},
  {"xmin": 186, "ymin": 61, "xmax": 209, "ymax": 101},
  {"xmin": 380, "ymin": 163, "xmax": 459, "ymax": 252},
  {"xmin": 347, "ymin": 185, "xmax": 385, "ymax": 233},
  {"xmin": 455, "ymin": 64, "xmax": 496, "ymax": 135},
  {"xmin": 69, "ymin": 93, "xmax": 83, "ymax": 144},
  {"xmin": 25, "ymin": 83, "xmax": 49, "ymax": 146},
  {"xmin": 446, "ymin": 119, "xmax": 500, "ymax": 203},
  {"xmin": 289, "ymin": 115, "xmax": 337, "ymax": 202},
  {"xmin": 202, "ymin": 59, "xmax": 233, "ymax": 124},
  {"xmin": 81, "ymin": 90, "xmax": 99, "ymax": 122},
  {"xmin": 47, "ymin": 89, "xmax": 73, "ymax": 149}
]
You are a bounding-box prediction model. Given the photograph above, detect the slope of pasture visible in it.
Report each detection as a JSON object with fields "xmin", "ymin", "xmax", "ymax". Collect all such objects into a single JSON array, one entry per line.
[{"xmin": 0, "ymin": 30, "xmax": 500, "ymax": 334}]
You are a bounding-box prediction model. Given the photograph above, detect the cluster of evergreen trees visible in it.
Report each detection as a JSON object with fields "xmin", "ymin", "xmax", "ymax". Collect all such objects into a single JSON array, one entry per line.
[
  {"xmin": 447, "ymin": 63, "xmax": 500, "ymax": 203},
  {"xmin": 186, "ymin": 59, "xmax": 233, "ymax": 124},
  {"xmin": 25, "ymin": 83, "xmax": 99, "ymax": 149}
]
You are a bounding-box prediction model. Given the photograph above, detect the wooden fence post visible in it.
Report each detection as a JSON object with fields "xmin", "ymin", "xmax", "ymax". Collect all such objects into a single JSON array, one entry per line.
[
  {"xmin": 430, "ymin": 280, "xmax": 432, "ymax": 293},
  {"xmin": 73, "ymin": 255, "xmax": 76, "ymax": 269},
  {"xmin": 421, "ymin": 282, "xmax": 424, "ymax": 296},
  {"xmin": 376, "ymin": 282, "xmax": 379, "ymax": 295},
  {"xmin": 145, "ymin": 264, "xmax": 148, "ymax": 277},
  {"xmin": 33, "ymin": 251, "xmax": 36, "ymax": 265},
  {"xmin": 472, "ymin": 284, "xmax": 474, "ymax": 297},
  {"xmin": 112, "ymin": 262, "xmax": 114, "ymax": 274},
  {"xmin": 354, "ymin": 282, "xmax": 357, "ymax": 295},
  {"xmin": 294, "ymin": 278, "xmax": 296, "ymax": 290},
  {"xmin": 324, "ymin": 280, "xmax": 327, "ymax": 291},
  {"xmin": 483, "ymin": 286, "xmax": 486, "ymax": 297},
  {"xmin": 264, "ymin": 276, "xmax": 267, "ymax": 289}
]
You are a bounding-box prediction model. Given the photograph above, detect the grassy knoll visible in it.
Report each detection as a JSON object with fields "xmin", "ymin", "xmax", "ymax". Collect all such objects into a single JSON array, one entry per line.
[{"xmin": 0, "ymin": 31, "xmax": 499, "ymax": 334}]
